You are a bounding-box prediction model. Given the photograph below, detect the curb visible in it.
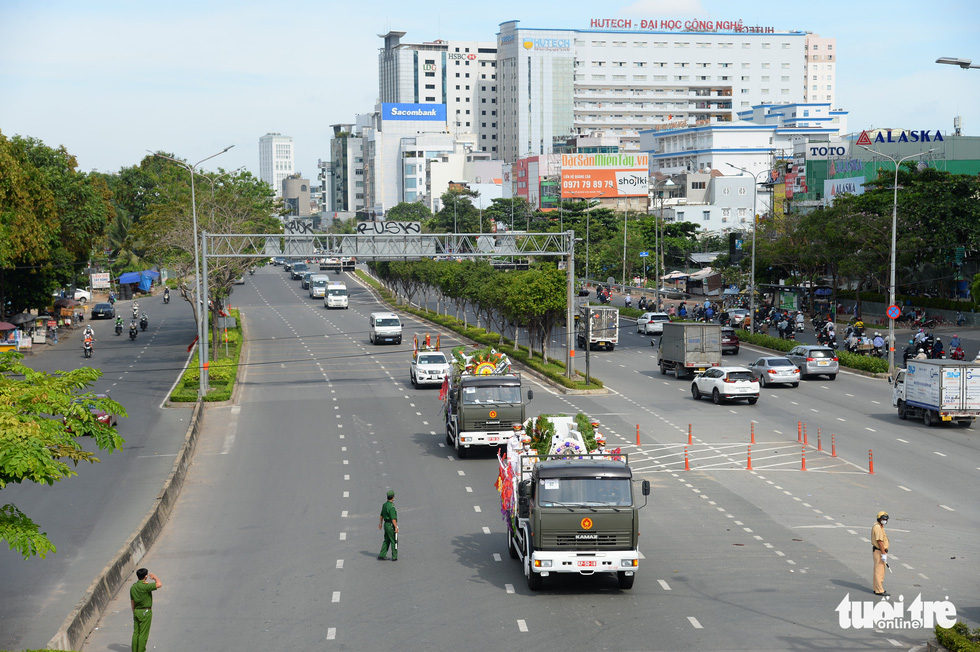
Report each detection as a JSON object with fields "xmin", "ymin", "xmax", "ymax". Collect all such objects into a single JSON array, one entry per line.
[
  {"xmin": 355, "ymin": 272, "xmax": 608, "ymax": 396},
  {"xmin": 46, "ymin": 400, "xmax": 205, "ymax": 651}
]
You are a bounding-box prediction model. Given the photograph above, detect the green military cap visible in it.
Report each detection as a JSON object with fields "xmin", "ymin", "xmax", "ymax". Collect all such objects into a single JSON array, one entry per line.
[{"xmin": 387, "ymin": 490, "xmax": 395, "ymax": 499}]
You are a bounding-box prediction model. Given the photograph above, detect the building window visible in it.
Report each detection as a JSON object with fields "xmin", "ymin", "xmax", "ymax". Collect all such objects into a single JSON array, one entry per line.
[
  {"xmin": 738, "ymin": 187, "xmax": 747, "ymax": 195},
  {"xmin": 722, "ymin": 208, "xmax": 731, "ymax": 217},
  {"xmin": 677, "ymin": 211, "xmax": 685, "ymax": 220},
  {"xmin": 723, "ymin": 187, "xmax": 731, "ymax": 195},
  {"xmin": 737, "ymin": 208, "xmax": 747, "ymax": 218},
  {"xmin": 703, "ymin": 211, "xmax": 710, "ymax": 221},
  {"xmin": 692, "ymin": 181, "xmax": 705, "ymax": 189}
]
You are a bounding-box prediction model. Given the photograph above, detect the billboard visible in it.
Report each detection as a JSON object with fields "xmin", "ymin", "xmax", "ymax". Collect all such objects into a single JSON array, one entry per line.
[
  {"xmin": 381, "ymin": 103, "xmax": 447, "ymax": 122},
  {"xmin": 824, "ymin": 176, "xmax": 865, "ymax": 205},
  {"xmin": 560, "ymin": 153, "xmax": 649, "ymax": 198}
]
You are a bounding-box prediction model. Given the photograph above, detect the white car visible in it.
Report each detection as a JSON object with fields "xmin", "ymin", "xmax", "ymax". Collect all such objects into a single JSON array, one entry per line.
[
  {"xmin": 53, "ymin": 288, "xmax": 92, "ymax": 303},
  {"xmin": 691, "ymin": 366, "xmax": 760, "ymax": 405},
  {"xmin": 411, "ymin": 351, "xmax": 450, "ymax": 387},
  {"xmin": 728, "ymin": 308, "xmax": 750, "ymax": 326},
  {"xmin": 636, "ymin": 312, "xmax": 671, "ymax": 335}
]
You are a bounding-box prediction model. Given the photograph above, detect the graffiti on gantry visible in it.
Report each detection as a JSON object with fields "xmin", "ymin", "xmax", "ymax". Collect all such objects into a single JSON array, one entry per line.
[
  {"xmin": 284, "ymin": 219, "xmax": 314, "ymax": 234},
  {"xmin": 355, "ymin": 221, "xmax": 422, "ymax": 235}
]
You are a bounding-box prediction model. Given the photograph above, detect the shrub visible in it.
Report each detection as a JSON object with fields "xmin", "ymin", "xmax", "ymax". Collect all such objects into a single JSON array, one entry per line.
[{"xmin": 935, "ymin": 622, "xmax": 980, "ymax": 652}]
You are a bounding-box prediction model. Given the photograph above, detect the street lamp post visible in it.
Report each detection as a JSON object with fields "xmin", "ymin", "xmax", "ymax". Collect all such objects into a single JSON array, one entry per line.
[
  {"xmin": 622, "ymin": 197, "xmax": 629, "ymax": 292},
  {"xmin": 653, "ymin": 178, "xmax": 676, "ymax": 309},
  {"xmin": 727, "ymin": 164, "xmax": 768, "ymax": 334},
  {"xmin": 152, "ymin": 146, "xmax": 234, "ymax": 397},
  {"xmin": 858, "ymin": 145, "xmax": 935, "ymax": 379}
]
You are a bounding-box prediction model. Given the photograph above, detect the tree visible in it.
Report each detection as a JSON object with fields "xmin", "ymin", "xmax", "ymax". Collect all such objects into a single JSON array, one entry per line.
[
  {"xmin": 429, "ymin": 189, "xmax": 480, "ymax": 233},
  {"xmin": 0, "ymin": 352, "xmax": 126, "ymax": 558},
  {"xmin": 387, "ymin": 201, "xmax": 432, "ymax": 223}
]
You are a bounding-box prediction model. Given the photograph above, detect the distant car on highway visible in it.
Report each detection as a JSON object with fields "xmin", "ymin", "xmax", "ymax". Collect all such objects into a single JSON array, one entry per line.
[
  {"xmin": 728, "ymin": 308, "xmax": 749, "ymax": 326},
  {"xmin": 746, "ymin": 356, "xmax": 801, "ymax": 388},
  {"xmin": 64, "ymin": 393, "xmax": 119, "ymax": 432},
  {"xmin": 411, "ymin": 350, "xmax": 450, "ymax": 387},
  {"xmin": 721, "ymin": 327, "xmax": 740, "ymax": 355},
  {"xmin": 786, "ymin": 345, "xmax": 839, "ymax": 380},
  {"xmin": 290, "ymin": 262, "xmax": 309, "ymax": 280},
  {"xmin": 637, "ymin": 312, "xmax": 671, "ymax": 335},
  {"xmin": 691, "ymin": 366, "xmax": 759, "ymax": 405},
  {"xmin": 91, "ymin": 302, "xmax": 115, "ymax": 319},
  {"xmin": 657, "ymin": 287, "xmax": 686, "ymax": 300}
]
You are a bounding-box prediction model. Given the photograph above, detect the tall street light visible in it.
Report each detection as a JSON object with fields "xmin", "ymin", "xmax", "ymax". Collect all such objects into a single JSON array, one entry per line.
[
  {"xmin": 727, "ymin": 164, "xmax": 769, "ymax": 334},
  {"xmin": 858, "ymin": 145, "xmax": 934, "ymax": 379},
  {"xmin": 152, "ymin": 145, "xmax": 234, "ymax": 397},
  {"xmin": 652, "ymin": 178, "xmax": 676, "ymax": 309},
  {"xmin": 936, "ymin": 57, "xmax": 980, "ymax": 69},
  {"xmin": 621, "ymin": 196, "xmax": 630, "ymax": 291}
]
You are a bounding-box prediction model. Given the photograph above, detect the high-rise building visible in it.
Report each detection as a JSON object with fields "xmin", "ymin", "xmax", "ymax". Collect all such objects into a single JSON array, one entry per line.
[
  {"xmin": 495, "ymin": 20, "xmax": 834, "ymax": 162},
  {"xmin": 258, "ymin": 132, "xmax": 294, "ymax": 197},
  {"xmin": 804, "ymin": 33, "xmax": 837, "ymax": 104},
  {"xmin": 379, "ymin": 31, "xmax": 499, "ymax": 155}
]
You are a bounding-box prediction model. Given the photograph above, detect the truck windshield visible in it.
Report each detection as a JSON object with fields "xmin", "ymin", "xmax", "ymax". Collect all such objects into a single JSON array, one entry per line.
[
  {"xmin": 537, "ymin": 477, "xmax": 631, "ymax": 507},
  {"xmin": 462, "ymin": 385, "xmax": 522, "ymax": 404}
]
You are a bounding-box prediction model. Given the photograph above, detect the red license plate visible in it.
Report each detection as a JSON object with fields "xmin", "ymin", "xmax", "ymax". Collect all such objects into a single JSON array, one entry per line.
[{"xmin": 578, "ymin": 560, "xmax": 597, "ymax": 567}]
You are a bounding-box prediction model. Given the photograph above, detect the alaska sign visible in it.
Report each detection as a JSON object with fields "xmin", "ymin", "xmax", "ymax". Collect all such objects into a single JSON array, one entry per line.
[{"xmin": 856, "ymin": 129, "xmax": 944, "ymax": 146}]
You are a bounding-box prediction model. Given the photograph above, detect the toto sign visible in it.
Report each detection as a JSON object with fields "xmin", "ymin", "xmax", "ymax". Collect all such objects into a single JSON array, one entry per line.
[{"xmin": 807, "ymin": 141, "xmax": 849, "ymax": 160}]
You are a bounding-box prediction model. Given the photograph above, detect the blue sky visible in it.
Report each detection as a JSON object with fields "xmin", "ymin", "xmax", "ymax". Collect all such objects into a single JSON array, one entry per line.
[{"xmin": 1, "ymin": 0, "xmax": 977, "ymax": 179}]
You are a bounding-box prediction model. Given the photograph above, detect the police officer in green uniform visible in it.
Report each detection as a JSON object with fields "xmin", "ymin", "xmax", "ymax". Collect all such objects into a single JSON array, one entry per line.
[
  {"xmin": 130, "ymin": 568, "xmax": 162, "ymax": 652},
  {"xmin": 378, "ymin": 490, "xmax": 398, "ymax": 561}
]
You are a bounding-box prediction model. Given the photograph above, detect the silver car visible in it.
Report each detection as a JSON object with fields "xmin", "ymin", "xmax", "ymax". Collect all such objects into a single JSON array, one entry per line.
[
  {"xmin": 786, "ymin": 345, "xmax": 839, "ymax": 380},
  {"xmin": 746, "ymin": 356, "xmax": 801, "ymax": 388}
]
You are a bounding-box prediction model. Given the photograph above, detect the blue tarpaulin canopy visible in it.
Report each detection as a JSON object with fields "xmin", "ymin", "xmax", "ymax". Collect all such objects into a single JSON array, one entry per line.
[
  {"xmin": 118, "ymin": 272, "xmax": 141, "ymax": 284},
  {"xmin": 118, "ymin": 270, "xmax": 159, "ymax": 291}
]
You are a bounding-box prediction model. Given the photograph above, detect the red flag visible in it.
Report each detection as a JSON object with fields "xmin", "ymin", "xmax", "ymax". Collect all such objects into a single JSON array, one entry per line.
[
  {"xmin": 187, "ymin": 335, "xmax": 199, "ymax": 353},
  {"xmin": 439, "ymin": 377, "xmax": 449, "ymax": 401}
]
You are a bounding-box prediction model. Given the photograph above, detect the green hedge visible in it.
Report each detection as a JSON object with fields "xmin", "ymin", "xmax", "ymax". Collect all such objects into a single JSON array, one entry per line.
[
  {"xmin": 358, "ymin": 271, "xmax": 603, "ymax": 390},
  {"xmin": 170, "ymin": 309, "xmax": 244, "ymax": 402},
  {"xmin": 837, "ymin": 290, "xmax": 977, "ymax": 313},
  {"xmin": 735, "ymin": 330, "xmax": 889, "ymax": 375},
  {"xmin": 936, "ymin": 622, "xmax": 980, "ymax": 652}
]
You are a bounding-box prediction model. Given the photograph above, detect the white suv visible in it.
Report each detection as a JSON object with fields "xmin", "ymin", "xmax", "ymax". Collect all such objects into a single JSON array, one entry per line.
[
  {"xmin": 370, "ymin": 312, "xmax": 402, "ymax": 345},
  {"xmin": 637, "ymin": 312, "xmax": 671, "ymax": 335},
  {"xmin": 411, "ymin": 351, "xmax": 450, "ymax": 387}
]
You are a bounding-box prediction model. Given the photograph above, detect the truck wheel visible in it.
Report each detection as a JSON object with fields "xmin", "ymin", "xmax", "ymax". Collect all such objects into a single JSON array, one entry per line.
[
  {"xmin": 897, "ymin": 401, "xmax": 907, "ymax": 420},
  {"xmin": 923, "ymin": 410, "xmax": 935, "ymax": 427},
  {"xmin": 526, "ymin": 546, "xmax": 543, "ymax": 591},
  {"xmin": 674, "ymin": 366, "xmax": 682, "ymax": 380},
  {"xmin": 617, "ymin": 571, "xmax": 635, "ymax": 590},
  {"xmin": 446, "ymin": 421, "xmax": 454, "ymax": 446},
  {"xmin": 659, "ymin": 361, "xmax": 666, "ymax": 375}
]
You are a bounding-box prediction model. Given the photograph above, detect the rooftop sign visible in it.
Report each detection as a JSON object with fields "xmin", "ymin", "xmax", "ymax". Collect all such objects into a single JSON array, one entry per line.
[
  {"xmin": 589, "ymin": 18, "xmax": 776, "ymax": 33},
  {"xmin": 381, "ymin": 103, "xmax": 447, "ymax": 122}
]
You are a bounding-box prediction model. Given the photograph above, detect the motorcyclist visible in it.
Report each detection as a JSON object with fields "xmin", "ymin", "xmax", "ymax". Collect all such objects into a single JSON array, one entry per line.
[
  {"xmin": 950, "ymin": 334, "xmax": 962, "ymax": 350},
  {"xmin": 139, "ymin": 311, "xmax": 149, "ymax": 330},
  {"xmin": 903, "ymin": 339, "xmax": 917, "ymax": 363},
  {"xmin": 932, "ymin": 337, "xmax": 944, "ymax": 359},
  {"xmin": 872, "ymin": 332, "xmax": 885, "ymax": 356},
  {"xmin": 163, "ymin": 287, "xmax": 170, "ymax": 303},
  {"xmin": 114, "ymin": 316, "xmax": 124, "ymax": 334},
  {"xmin": 914, "ymin": 328, "xmax": 928, "ymax": 345},
  {"xmin": 82, "ymin": 324, "xmax": 95, "ymax": 340},
  {"xmin": 624, "ymin": 293, "xmax": 632, "ymax": 308},
  {"xmin": 129, "ymin": 320, "xmax": 138, "ymax": 339},
  {"xmin": 132, "ymin": 301, "xmax": 140, "ymax": 319},
  {"xmin": 914, "ymin": 348, "xmax": 928, "ymax": 360}
]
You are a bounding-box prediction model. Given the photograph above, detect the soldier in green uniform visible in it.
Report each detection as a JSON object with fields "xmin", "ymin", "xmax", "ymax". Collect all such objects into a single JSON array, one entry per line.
[
  {"xmin": 378, "ymin": 489, "xmax": 399, "ymax": 561},
  {"xmin": 130, "ymin": 568, "xmax": 162, "ymax": 652}
]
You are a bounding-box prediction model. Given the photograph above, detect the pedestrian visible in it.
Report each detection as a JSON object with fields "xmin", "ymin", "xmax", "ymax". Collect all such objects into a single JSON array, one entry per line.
[
  {"xmin": 130, "ymin": 568, "xmax": 162, "ymax": 652},
  {"xmin": 378, "ymin": 489, "xmax": 398, "ymax": 561},
  {"xmin": 872, "ymin": 511, "xmax": 890, "ymax": 596}
]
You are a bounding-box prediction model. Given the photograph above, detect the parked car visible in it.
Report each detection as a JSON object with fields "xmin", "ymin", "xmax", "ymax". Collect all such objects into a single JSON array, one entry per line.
[
  {"xmin": 786, "ymin": 345, "xmax": 839, "ymax": 380},
  {"xmin": 637, "ymin": 312, "xmax": 671, "ymax": 335},
  {"xmin": 691, "ymin": 366, "xmax": 760, "ymax": 405},
  {"xmin": 746, "ymin": 356, "xmax": 801, "ymax": 388},
  {"xmin": 91, "ymin": 302, "xmax": 115, "ymax": 319},
  {"xmin": 721, "ymin": 327, "xmax": 740, "ymax": 355},
  {"xmin": 728, "ymin": 308, "xmax": 750, "ymax": 326},
  {"xmin": 410, "ymin": 351, "xmax": 450, "ymax": 387},
  {"xmin": 52, "ymin": 288, "xmax": 92, "ymax": 303},
  {"xmin": 657, "ymin": 287, "xmax": 686, "ymax": 300}
]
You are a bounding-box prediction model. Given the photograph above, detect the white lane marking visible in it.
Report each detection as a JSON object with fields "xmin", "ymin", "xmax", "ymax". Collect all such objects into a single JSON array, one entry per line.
[
  {"xmin": 934, "ymin": 451, "xmax": 947, "ymax": 457},
  {"xmin": 341, "ymin": 446, "xmax": 347, "ymax": 452},
  {"xmin": 339, "ymin": 532, "xmax": 347, "ymax": 541},
  {"xmin": 458, "ymin": 470, "xmax": 465, "ymax": 476},
  {"xmin": 687, "ymin": 616, "xmax": 703, "ymax": 629},
  {"xmin": 343, "ymin": 460, "xmax": 349, "ymax": 465},
  {"xmin": 919, "ymin": 573, "xmax": 929, "ymax": 580},
  {"xmin": 326, "ymin": 628, "xmax": 336, "ymax": 640},
  {"xmin": 939, "ymin": 504, "xmax": 955, "ymax": 511},
  {"xmin": 343, "ymin": 491, "xmax": 349, "ymax": 498},
  {"xmin": 341, "ymin": 511, "xmax": 348, "ymax": 518},
  {"xmin": 517, "ymin": 619, "xmax": 528, "ymax": 632},
  {"xmin": 743, "ymin": 528, "xmax": 753, "ymax": 533},
  {"xmin": 344, "ymin": 475, "xmax": 350, "ymax": 480},
  {"xmin": 505, "ymin": 583, "xmax": 515, "ymax": 594},
  {"xmin": 474, "ymin": 506, "xmax": 482, "ymax": 513},
  {"xmin": 787, "ymin": 560, "xmax": 796, "ymax": 565},
  {"xmin": 336, "ymin": 560, "xmax": 344, "ymax": 569},
  {"xmin": 493, "ymin": 553, "xmax": 502, "ymax": 562},
  {"xmin": 898, "ymin": 486, "xmax": 911, "ymax": 492},
  {"xmin": 331, "ymin": 591, "xmax": 340, "ymax": 603},
  {"xmin": 466, "ymin": 487, "xmax": 473, "ymax": 493},
  {"xmin": 902, "ymin": 563, "xmax": 914, "ymax": 570},
  {"xmin": 775, "ymin": 551, "xmax": 785, "ymax": 557},
  {"xmin": 887, "ymin": 639, "xmax": 902, "ymax": 647},
  {"xmin": 658, "ymin": 579, "xmax": 671, "ymax": 591},
  {"xmin": 447, "ymin": 456, "xmax": 456, "ymax": 461},
  {"xmin": 865, "ymin": 428, "xmax": 876, "ymax": 432},
  {"xmin": 753, "ymin": 535, "xmax": 763, "ymax": 540},
  {"xmin": 483, "ymin": 527, "xmax": 492, "ymax": 534},
  {"xmin": 847, "ymin": 530, "xmax": 857, "ymax": 535},
  {"xmin": 897, "ymin": 438, "xmax": 909, "ymax": 443}
]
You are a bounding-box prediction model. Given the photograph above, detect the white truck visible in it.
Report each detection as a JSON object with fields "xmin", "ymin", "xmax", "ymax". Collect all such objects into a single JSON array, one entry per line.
[
  {"xmin": 500, "ymin": 415, "xmax": 649, "ymax": 590},
  {"xmin": 657, "ymin": 322, "xmax": 722, "ymax": 379},
  {"xmin": 324, "ymin": 281, "xmax": 348, "ymax": 309},
  {"xmin": 309, "ymin": 274, "xmax": 330, "ymax": 298},
  {"xmin": 577, "ymin": 305, "xmax": 620, "ymax": 351},
  {"xmin": 893, "ymin": 359, "xmax": 980, "ymax": 427}
]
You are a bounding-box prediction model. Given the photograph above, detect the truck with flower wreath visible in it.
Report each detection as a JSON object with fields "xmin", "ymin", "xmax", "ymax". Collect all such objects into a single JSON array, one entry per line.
[
  {"xmin": 443, "ymin": 346, "xmax": 533, "ymax": 458},
  {"xmin": 495, "ymin": 414, "xmax": 650, "ymax": 590}
]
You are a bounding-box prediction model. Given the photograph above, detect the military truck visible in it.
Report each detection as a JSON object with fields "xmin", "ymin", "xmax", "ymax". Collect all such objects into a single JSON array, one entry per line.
[
  {"xmin": 498, "ymin": 415, "xmax": 649, "ymax": 590},
  {"xmin": 444, "ymin": 348, "xmax": 532, "ymax": 458}
]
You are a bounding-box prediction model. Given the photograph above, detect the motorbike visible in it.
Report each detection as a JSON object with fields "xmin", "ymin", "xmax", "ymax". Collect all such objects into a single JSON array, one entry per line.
[
  {"xmin": 132, "ymin": 307, "xmax": 139, "ymax": 319},
  {"xmin": 248, "ymin": 267, "xmax": 255, "ymax": 276},
  {"xmin": 115, "ymin": 321, "xmax": 123, "ymax": 336},
  {"xmin": 950, "ymin": 347, "xmax": 966, "ymax": 361},
  {"xmin": 163, "ymin": 291, "xmax": 170, "ymax": 304},
  {"xmin": 140, "ymin": 315, "xmax": 148, "ymax": 331},
  {"xmin": 129, "ymin": 326, "xmax": 138, "ymax": 341},
  {"xmin": 83, "ymin": 340, "xmax": 93, "ymax": 358}
]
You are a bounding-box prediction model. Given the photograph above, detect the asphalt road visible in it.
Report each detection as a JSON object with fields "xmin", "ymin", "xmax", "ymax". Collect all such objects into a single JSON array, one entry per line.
[
  {"xmin": 81, "ymin": 267, "xmax": 979, "ymax": 651},
  {"xmin": 0, "ymin": 298, "xmax": 199, "ymax": 650}
]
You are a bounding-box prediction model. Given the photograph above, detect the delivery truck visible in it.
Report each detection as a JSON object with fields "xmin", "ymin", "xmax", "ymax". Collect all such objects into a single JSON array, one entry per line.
[
  {"xmin": 657, "ymin": 322, "xmax": 722, "ymax": 379},
  {"xmin": 892, "ymin": 359, "xmax": 980, "ymax": 427},
  {"xmin": 577, "ymin": 305, "xmax": 620, "ymax": 351}
]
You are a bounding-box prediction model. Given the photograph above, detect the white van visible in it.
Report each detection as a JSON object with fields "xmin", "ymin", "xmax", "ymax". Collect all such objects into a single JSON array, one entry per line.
[
  {"xmin": 370, "ymin": 312, "xmax": 402, "ymax": 345},
  {"xmin": 324, "ymin": 282, "xmax": 349, "ymax": 309},
  {"xmin": 309, "ymin": 274, "xmax": 330, "ymax": 298}
]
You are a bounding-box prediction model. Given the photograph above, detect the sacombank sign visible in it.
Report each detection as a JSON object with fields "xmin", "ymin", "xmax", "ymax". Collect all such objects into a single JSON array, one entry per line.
[{"xmin": 382, "ymin": 103, "xmax": 447, "ymax": 122}]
